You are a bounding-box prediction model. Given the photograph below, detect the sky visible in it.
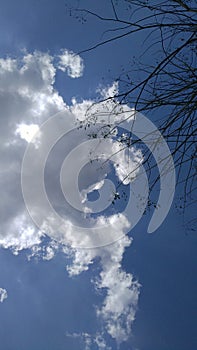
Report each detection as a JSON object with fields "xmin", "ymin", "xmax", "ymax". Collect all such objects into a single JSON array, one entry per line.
[{"xmin": 0, "ymin": 1, "xmax": 196, "ymax": 350}]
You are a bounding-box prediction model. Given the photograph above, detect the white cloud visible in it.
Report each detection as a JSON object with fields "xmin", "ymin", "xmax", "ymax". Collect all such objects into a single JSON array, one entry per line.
[
  {"xmin": 0, "ymin": 50, "xmax": 66, "ymax": 254},
  {"xmin": 58, "ymin": 49, "xmax": 84, "ymax": 78},
  {"xmin": 67, "ymin": 234, "xmax": 140, "ymax": 344},
  {"xmin": 66, "ymin": 332, "xmax": 92, "ymax": 350},
  {"xmin": 0, "ymin": 288, "xmax": 8, "ymax": 303},
  {"xmin": 66, "ymin": 332, "xmax": 112, "ymax": 350},
  {"xmin": 94, "ymin": 333, "xmax": 112, "ymax": 350},
  {"xmin": 0, "ymin": 213, "xmax": 43, "ymax": 255},
  {"xmin": 42, "ymin": 240, "xmax": 59, "ymax": 261},
  {"xmin": 15, "ymin": 123, "xmax": 40, "ymax": 143},
  {"xmin": 0, "ymin": 49, "xmax": 142, "ymax": 347},
  {"xmin": 27, "ymin": 239, "xmax": 60, "ymax": 261},
  {"xmin": 15, "ymin": 123, "xmax": 41, "ymax": 149},
  {"xmin": 111, "ymin": 142, "xmax": 143, "ymax": 185},
  {"xmin": 98, "ymin": 81, "xmax": 119, "ymax": 99}
]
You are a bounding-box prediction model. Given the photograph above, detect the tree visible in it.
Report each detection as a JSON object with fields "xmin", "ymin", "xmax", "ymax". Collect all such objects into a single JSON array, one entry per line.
[{"xmin": 66, "ymin": 0, "xmax": 197, "ymax": 230}]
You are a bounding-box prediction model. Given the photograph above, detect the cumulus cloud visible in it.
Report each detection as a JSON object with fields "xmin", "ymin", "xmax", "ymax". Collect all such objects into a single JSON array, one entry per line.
[
  {"xmin": 0, "ymin": 213, "xmax": 43, "ymax": 255},
  {"xmin": 57, "ymin": 49, "xmax": 84, "ymax": 78},
  {"xmin": 0, "ymin": 288, "xmax": 8, "ymax": 303},
  {"xmin": 0, "ymin": 49, "xmax": 142, "ymax": 347},
  {"xmin": 0, "ymin": 50, "xmax": 65, "ymax": 254},
  {"xmin": 67, "ymin": 234, "xmax": 140, "ymax": 344}
]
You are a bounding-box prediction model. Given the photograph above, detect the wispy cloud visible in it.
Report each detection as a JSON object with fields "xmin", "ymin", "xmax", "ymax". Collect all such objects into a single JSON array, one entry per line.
[
  {"xmin": 66, "ymin": 331, "xmax": 112, "ymax": 350},
  {"xmin": 0, "ymin": 288, "xmax": 8, "ymax": 303},
  {"xmin": 57, "ymin": 49, "xmax": 84, "ymax": 78}
]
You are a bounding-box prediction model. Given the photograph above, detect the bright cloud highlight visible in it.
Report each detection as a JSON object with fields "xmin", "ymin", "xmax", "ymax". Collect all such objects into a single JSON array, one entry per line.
[{"xmin": 58, "ymin": 49, "xmax": 84, "ymax": 78}]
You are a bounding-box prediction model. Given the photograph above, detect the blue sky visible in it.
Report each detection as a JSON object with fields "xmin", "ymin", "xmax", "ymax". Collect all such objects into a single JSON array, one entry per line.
[{"xmin": 0, "ymin": 1, "xmax": 196, "ymax": 350}]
